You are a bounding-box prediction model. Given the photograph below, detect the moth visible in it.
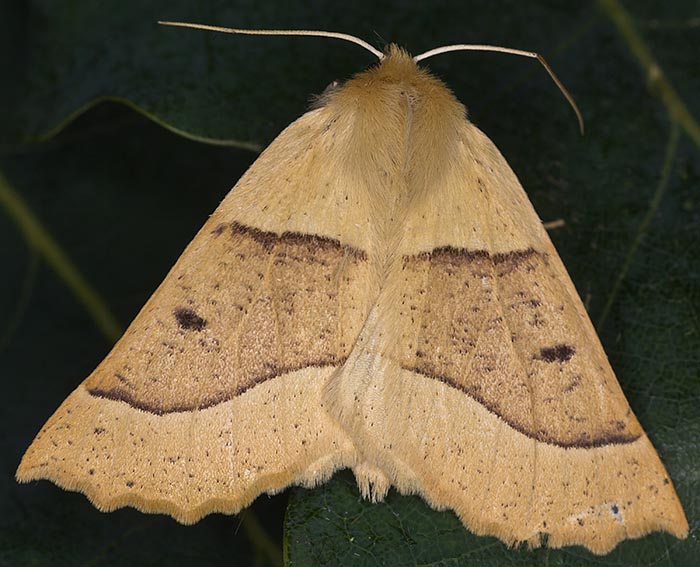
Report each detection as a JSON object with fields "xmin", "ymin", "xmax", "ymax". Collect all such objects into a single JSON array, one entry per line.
[{"xmin": 17, "ymin": 24, "xmax": 688, "ymax": 555}]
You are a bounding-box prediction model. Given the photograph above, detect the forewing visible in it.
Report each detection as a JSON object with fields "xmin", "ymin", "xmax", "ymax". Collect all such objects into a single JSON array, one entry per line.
[
  {"xmin": 329, "ymin": 122, "xmax": 688, "ymax": 554},
  {"xmin": 17, "ymin": 107, "xmax": 379, "ymax": 522}
]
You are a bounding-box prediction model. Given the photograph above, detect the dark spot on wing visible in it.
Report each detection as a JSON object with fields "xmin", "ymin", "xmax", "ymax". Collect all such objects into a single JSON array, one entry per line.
[
  {"xmin": 114, "ymin": 373, "xmax": 130, "ymax": 385},
  {"xmin": 173, "ymin": 307, "xmax": 207, "ymax": 332},
  {"xmin": 211, "ymin": 223, "xmax": 226, "ymax": 236},
  {"xmin": 536, "ymin": 343, "xmax": 575, "ymax": 363},
  {"xmin": 563, "ymin": 374, "xmax": 582, "ymax": 393}
]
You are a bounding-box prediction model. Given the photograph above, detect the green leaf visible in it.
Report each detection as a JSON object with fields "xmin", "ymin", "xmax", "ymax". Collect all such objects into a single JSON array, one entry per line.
[
  {"xmin": 1, "ymin": 0, "xmax": 647, "ymax": 149},
  {"xmin": 1, "ymin": 1, "xmax": 698, "ymax": 566},
  {"xmin": 1, "ymin": 0, "xmax": 380, "ymax": 148}
]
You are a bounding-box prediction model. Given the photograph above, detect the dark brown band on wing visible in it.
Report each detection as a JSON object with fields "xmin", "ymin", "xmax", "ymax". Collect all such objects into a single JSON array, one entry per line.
[
  {"xmin": 397, "ymin": 245, "xmax": 644, "ymax": 448},
  {"xmin": 87, "ymin": 358, "xmax": 343, "ymax": 415},
  {"xmin": 226, "ymin": 221, "xmax": 368, "ymax": 261},
  {"xmin": 412, "ymin": 246, "xmax": 537, "ymax": 266},
  {"xmin": 401, "ymin": 365, "xmax": 640, "ymax": 448},
  {"xmin": 83, "ymin": 220, "xmax": 372, "ymax": 415}
]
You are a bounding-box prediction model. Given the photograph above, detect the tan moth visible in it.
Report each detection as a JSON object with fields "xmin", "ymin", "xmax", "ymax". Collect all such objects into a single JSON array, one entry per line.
[{"xmin": 17, "ymin": 24, "xmax": 688, "ymax": 554}]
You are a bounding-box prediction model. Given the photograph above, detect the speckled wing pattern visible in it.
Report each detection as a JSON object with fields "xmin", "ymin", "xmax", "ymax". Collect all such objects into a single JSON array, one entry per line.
[
  {"xmin": 17, "ymin": 46, "xmax": 687, "ymax": 554},
  {"xmin": 321, "ymin": 118, "xmax": 688, "ymax": 554},
  {"xmin": 16, "ymin": 107, "xmax": 380, "ymax": 523}
]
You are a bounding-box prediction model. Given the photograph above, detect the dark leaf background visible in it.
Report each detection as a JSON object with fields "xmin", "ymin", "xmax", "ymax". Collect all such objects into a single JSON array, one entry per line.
[{"xmin": 1, "ymin": 1, "xmax": 698, "ymax": 566}]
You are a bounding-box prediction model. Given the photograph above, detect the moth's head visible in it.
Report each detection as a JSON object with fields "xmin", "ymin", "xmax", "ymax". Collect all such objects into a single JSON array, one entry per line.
[
  {"xmin": 376, "ymin": 44, "xmax": 420, "ymax": 75},
  {"xmin": 350, "ymin": 44, "xmax": 441, "ymax": 87},
  {"xmin": 320, "ymin": 43, "xmax": 463, "ymax": 117}
]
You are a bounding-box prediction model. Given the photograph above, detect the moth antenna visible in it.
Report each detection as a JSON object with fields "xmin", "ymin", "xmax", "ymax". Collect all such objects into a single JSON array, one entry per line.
[
  {"xmin": 414, "ymin": 44, "xmax": 584, "ymax": 135},
  {"xmin": 158, "ymin": 21, "xmax": 384, "ymax": 61}
]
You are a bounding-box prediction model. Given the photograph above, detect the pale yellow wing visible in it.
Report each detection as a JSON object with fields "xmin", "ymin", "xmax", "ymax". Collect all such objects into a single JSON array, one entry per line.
[
  {"xmin": 16, "ymin": 106, "xmax": 382, "ymax": 523},
  {"xmin": 18, "ymin": 43, "xmax": 688, "ymax": 552},
  {"xmin": 325, "ymin": 121, "xmax": 688, "ymax": 554}
]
